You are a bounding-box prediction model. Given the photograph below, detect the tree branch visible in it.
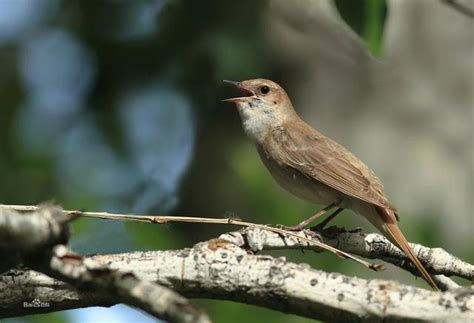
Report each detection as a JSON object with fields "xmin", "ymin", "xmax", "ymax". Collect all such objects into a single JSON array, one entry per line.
[
  {"xmin": 1, "ymin": 204, "xmax": 472, "ymax": 321},
  {"xmin": 0, "ymin": 205, "xmax": 70, "ymax": 272},
  {"xmin": 0, "ymin": 204, "xmax": 383, "ymax": 270},
  {"xmin": 219, "ymin": 226, "xmax": 473, "ymax": 281},
  {"xmin": 38, "ymin": 245, "xmax": 210, "ymax": 323},
  {"xmin": 0, "ymin": 205, "xmax": 209, "ymax": 323},
  {"xmin": 1, "ymin": 239, "xmax": 473, "ymax": 322}
]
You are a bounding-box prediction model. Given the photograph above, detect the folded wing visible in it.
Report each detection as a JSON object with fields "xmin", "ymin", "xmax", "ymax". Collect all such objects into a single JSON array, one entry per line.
[{"xmin": 263, "ymin": 123, "xmax": 395, "ymax": 213}]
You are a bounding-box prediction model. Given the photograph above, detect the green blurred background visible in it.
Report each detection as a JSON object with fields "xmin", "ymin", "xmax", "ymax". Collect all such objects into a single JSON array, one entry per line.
[{"xmin": 1, "ymin": 0, "xmax": 472, "ymax": 322}]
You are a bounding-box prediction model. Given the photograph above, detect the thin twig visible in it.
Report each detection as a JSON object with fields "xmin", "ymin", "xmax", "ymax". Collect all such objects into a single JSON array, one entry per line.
[
  {"xmin": 4, "ymin": 205, "xmax": 234, "ymax": 225},
  {"xmin": 1, "ymin": 204, "xmax": 383, "ymax": 271}
]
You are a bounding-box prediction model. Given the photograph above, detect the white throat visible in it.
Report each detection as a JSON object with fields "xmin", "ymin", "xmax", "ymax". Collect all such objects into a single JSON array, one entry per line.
[{"xmin": 237, "ymin": 101, "xmax": 282, "ymax": 143}]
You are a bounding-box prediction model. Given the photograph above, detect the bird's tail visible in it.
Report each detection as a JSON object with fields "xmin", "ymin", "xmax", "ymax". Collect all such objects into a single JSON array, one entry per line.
[{"xmin": 374, "ymin": 206, "xmax": 439, "ymax": 290}]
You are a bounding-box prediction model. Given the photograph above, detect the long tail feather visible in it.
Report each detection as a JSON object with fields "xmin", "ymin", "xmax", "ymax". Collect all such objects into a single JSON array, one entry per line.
[{"xmin": 375, "ymin": 207, "xmax": 439, "ymax": 290}]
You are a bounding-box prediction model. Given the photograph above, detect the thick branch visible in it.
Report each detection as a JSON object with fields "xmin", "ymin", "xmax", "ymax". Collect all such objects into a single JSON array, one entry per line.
[
  {"xmin": 0, "ymin": 205, "xmax": 209, "ymax": 323},
  {"xmin": 34, "ymin": 245, "xmax": 210, "ymax": 323},
  {"xmin": 220, "ymin": 226, "xmax": 474, "ymax": 281},
  {"xmin": 0, "ymin": 205, "xmax": 69, "ymax": 272},
  {"xmin": 1, "ymin": 239, "xmax": 472, "ymax": 322},
  {"xmin": 1, "ymin": 204, "xmax": 472, "ymax": 321}
]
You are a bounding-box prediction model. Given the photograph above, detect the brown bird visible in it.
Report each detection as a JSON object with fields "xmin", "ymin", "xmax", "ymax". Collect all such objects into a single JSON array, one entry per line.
[{"xmin": 223, "ymin": 78, "xmax": 438, "ymax": 290}]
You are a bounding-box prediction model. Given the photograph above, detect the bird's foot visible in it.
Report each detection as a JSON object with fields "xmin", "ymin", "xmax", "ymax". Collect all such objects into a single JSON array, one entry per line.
[
  {"xmin": 309, "ymin": 223, "xmax": 327, "ymax": 232},
  {"xmin": 276, "ymin": 224, "xmax": 321, "ymax": 240}
]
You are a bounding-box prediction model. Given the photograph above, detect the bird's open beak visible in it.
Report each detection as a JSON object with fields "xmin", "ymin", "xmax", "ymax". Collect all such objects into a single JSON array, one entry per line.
[{"xmin": 222, "ymin": 80, "xmax": 256, "ymax": 103}]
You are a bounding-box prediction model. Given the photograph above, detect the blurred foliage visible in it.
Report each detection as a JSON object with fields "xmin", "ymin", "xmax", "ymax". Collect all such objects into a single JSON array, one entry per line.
[
  {"xmin": 363, "ymin": 0, "xmax": 387, "ymax": 55},
  {"xmin": 0, "ymin": 0, "xmax": 426, "ymax": 322},
  {"xmin": 8, "ymin": 311, "xmax": 67, "ymax": 323},
  {"xmin": 335, "ymin": 0, "xmax": 387, "ymax": 56}
]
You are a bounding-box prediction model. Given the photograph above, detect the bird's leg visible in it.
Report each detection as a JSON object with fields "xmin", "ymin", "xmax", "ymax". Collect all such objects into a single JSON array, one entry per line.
[
  {"xmin": 280, "ymin": 202, "xmax": 339, "ymax": 231},
  {"xmin": 310, "ymin": 207, "xmax": 344, "ymax": 231}
]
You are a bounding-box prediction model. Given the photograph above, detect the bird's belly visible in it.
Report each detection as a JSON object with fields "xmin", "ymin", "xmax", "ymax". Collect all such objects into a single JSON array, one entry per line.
[{"xmin": 258, "ymin": 151, "xmax": 342, "ymax": 206}]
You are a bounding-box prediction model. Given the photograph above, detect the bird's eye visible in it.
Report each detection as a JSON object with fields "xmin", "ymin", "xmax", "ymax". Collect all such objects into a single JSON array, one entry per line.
[{"xmin": 260, "ymin": 85, "xmax": 270, "ymax": 95}]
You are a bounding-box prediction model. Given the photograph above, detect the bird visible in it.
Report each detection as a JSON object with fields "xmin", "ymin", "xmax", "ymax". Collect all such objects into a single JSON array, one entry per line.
[{"xmin": 223, "ymin": 78, "xmax": 438, "ymax": 290}]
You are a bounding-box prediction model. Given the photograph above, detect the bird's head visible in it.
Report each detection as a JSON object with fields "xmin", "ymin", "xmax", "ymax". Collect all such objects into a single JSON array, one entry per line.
[{"xmin": 223, "ymin": 78, "xmax": 296, "ymax": 142}]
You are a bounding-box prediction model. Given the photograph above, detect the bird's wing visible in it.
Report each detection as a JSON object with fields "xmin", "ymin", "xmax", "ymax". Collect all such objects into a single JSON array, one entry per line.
[{"xmin": 264, "ymin": 123, "xmax": 394, "ymax": 210}]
